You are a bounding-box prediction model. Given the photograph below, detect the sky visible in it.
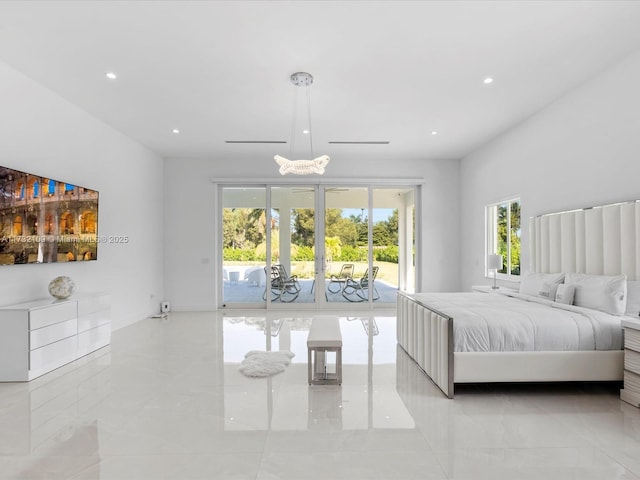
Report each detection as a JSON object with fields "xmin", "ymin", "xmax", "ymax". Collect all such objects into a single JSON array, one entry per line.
[{"xmin": 342, "ymin": 208, "xmax": 395, "ymax": 223}]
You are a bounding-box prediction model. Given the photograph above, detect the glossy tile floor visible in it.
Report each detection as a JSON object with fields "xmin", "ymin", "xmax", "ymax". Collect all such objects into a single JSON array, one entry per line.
[
  {"xmin": 222, "ymin": 278, "xmax": 399, "ymax": 304},
  {"xmin": 2, "ymin": 310, "xmax": 640, "ymax": 479}
]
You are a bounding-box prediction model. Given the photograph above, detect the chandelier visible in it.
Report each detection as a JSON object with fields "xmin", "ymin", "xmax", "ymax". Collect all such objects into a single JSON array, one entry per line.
[{"xmin": 274, "ymin": 72, "xmax": 330, "ymax": 175}]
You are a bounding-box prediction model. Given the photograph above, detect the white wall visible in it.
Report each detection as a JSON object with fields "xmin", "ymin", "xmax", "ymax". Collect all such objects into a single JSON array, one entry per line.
[
  {"xmin": 163, "ymin": 156, "xmax": 460, "ymax": 310},
  {"xmin": 0, "ymin": 61, "xmax": 164, "ymax": 330},
  {"xmin": 460, "ymin": 49, "xmax": 640, "ymax": 290}
]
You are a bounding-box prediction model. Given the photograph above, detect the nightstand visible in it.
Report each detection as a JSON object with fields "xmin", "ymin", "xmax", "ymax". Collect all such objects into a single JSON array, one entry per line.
[{"xmin": 621, "ymin": 318, "xmax": 640, "ymax": 407}]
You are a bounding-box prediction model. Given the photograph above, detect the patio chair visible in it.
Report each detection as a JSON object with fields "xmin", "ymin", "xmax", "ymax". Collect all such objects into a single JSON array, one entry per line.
[
  {"xmin": 327, "ymin": 263, "xmax": 355, "ymax": 293},
  {"xmin": 264, "ymin": 317, "xmax": 287, "ymax": 337},
  {"xmin": 347, "ymin": 316, "xmax": 379, "ymax": 336},
  {"xmin": 342, "ymin": 266, "xmax": 380, "ymax": 302},
  {"xmin": 262, "ymin": 264, "xmax": 301, "ymax": 302}
]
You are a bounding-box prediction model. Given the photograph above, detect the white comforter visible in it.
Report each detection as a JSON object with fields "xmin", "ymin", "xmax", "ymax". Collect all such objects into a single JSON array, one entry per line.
[{"xmin": 408, "ymin": 291, "xmax": 623, "ymax": 352}]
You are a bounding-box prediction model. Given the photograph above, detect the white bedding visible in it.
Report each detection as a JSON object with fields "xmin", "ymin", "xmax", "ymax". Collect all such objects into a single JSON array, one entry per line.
[{"xmin": 408, "ymin": 291, "xmax": 623, "ymax": 352}]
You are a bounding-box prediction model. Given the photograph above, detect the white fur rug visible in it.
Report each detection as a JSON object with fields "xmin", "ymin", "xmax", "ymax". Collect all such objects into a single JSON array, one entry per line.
[{"xmin": 238, "ymin": 350, "xmax": 295, "ymax": 378}]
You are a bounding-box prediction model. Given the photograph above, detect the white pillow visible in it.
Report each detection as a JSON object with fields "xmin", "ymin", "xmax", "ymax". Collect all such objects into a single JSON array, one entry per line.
[
  {"xmin": 564, "ymin": 273, "xmax": 627, "ymax": 316},
  {"xmin": 555, "ymin": 284, "xmax": 575, "ymax": 305},
  {"xmin": 538, "ymin": 281, "xmax": 559, "ymax": 301},
  {"xmin": 626, "ymin": 280, "xmax": 640, "ymax": 317},
  {"xmin": 518, "ymin": 272, "xmax": 565, "ymax": 298}
]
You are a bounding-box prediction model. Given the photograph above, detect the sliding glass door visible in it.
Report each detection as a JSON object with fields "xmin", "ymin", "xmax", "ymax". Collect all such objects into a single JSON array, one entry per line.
[
  {"xmin": 270, "ymin": 186, "xmax": 318, "ymax": 305},
  {"xmin": 323, "ymin": 186, "xmax": 415, "ymax": 304},
  {"xmin": 221, "ymin": 187, "xmax": 269, "ymax": 306},
  {"xmin": 323, "ymin": 187, "xmax": 370, "ymax": 304},
  {"xmin": 372, "ymin": 187, "xmax": 415, "ymax": 294},
  {"xmin": 219, "ymin": 184, "xmax": 415, "ymax": 308},
  {"xmin": 221, "ymin": 185, "xmax": 320, "ymax": 307}
]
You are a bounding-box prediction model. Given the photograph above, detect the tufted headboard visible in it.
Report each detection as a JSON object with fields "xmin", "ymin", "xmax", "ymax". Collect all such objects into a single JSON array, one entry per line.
[{"xmin": 529, "ymin": 200, "xmax": 640, "ymax": 281}]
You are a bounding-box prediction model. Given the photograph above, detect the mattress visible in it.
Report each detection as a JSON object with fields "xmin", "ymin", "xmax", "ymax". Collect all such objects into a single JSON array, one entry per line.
[{"xmin": 408, "ymin": 291, "xmax": 623, "ymax": 352}]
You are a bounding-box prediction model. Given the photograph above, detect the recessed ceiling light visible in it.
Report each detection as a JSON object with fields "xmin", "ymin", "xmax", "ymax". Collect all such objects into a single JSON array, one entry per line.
[
  {"xmin": 105, "ymin": 72, "xmax": 117, "ymax": 80},
  {"xmin": 172, "ymin": 129, "xmax": 180, "ymax": 134},
  {"xmin": 483, "ymin": 77, "xmax": 494, "ymax": 84},
  {"xmin": 302, "ymin": 129, "xmax": 310, "ymax": 134},
  {"xmin": 431, "ymin": 131, "xmax": 438, "ymax": 135}
]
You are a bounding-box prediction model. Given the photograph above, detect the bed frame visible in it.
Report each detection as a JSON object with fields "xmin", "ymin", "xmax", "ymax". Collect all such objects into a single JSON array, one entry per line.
[
  {"xmin": 397, "ymin": 291, "xmax": 623, "ymax": 398},
  {"xmin": 398, "ymin": 200, "xmax": 640, "ymax": 398}
]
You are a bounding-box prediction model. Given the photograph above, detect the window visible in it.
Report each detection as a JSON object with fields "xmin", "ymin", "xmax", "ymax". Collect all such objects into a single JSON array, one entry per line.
[{"xmin": 486, "ymin": 198, "xmax": 521, "ymax": 278}]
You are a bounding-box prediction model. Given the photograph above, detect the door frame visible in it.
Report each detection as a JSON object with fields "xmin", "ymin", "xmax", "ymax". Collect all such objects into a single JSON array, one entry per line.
[{"xmin": 214, "ymin": 178, "xmax": 422, "ymax": 310}]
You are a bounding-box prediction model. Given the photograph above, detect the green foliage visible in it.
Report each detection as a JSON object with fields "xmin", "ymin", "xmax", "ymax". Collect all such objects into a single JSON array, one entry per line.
[
  {"xmin": 291, "ymin": 208, "xmax": 315, "ymax": 246},
  {"xmin": 374, "ymin": 245, "xmax": 398, "ymax": 263},
  {"xmin": 324, "ymin": 236, "xmax": 341, "ymax": 262},
  {"xmin": 223, "ymin": 208, "xmax": 264, "ymax": 249},
  {"xmin": 223, "ymin": 247, "xmax": 256, "ymax": 261},
  {"xmin": 336, "ymin": 245, "xmax": 368, "ymax": 262},
  {"xmin": 326, "ymin": 210, "xmax": 358, "ymax": 246},
  {"xmin": 386, "ymin": 209, "xmax": 399, "ymax": 242},
  {"xmin": 293, "ymin": 245, "xmax": 315, "ymax": 261},
  {"xmin": 333, "ymin": 245, "xmax": 399, "ymax": 264},
  {"xmin": 223, "ymin": 205, "xmax": 403, "ymax": 264},
  {"xmin": 510, "ymin": 201, "xmax": 521, "ymax": 274},
  {"xmin": 347, "ymin": 213, "xmax": 369, "ymax": 246},
  {"xmin": 245, "ymin": 208, "xmax": 265, "ymax": 246},
  {"xmin": 496, "ymin": 201, "xmax": 521, "ymax": 275},
  {"xmin": 372, "ymin": 222, "xmax": 391, "ymax": 246}
]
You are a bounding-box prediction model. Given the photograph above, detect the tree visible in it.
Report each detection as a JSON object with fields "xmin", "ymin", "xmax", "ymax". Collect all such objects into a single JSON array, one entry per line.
[
  {"xmin": 386, "ymin": 209, "xmax": 399, "ymax": 245},
  {"xmin": 327, "ymin": 216, "xmax": 358, "ymax": 246},
  {"xmin": 324, "ymin": 236, "xmax": 342, "ymax": 272},
  {"xmin": 496, "ymin": 202, "xmax": 521, "ymax": 274},
  {"xmin": 246, "ymin": 208, "xmax": 266, "ymax": 246},
  {"xmin": 291, "ymin": 208, "xmax": 315, "ymax": 246},
  {"xmin": 291, "ymin": 208, "xmax": 360, "ymax": 248},
  {"xmin": 372, "ymin": 222, "xmax": 391, "ymax": 246},
  {"xmin": 255, "ymin": 229, "xmax": 281, "ymax": 262},
  {"xmin": 510, "ymin": 201, "xmax": 521, "ymax": 274},
  {"xmin": 348, "ymin": 213, "xmax": 368, "ymax": 246},
  {"xmin": 222, "ymin": 208, "xmax": 251, "ymax": 249}
]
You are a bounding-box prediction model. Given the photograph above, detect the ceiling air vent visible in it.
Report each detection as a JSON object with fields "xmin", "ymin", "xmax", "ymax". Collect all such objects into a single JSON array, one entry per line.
[
  {"xmin": 225, "ymin": 140, "xmax": 287, "ymax": 144},
  {"xmin": 328, "ymin": 141, "xmax": 390, "ymax": 144}
]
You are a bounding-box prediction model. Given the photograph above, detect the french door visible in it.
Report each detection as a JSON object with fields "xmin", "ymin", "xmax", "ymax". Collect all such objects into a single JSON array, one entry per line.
[{"xmin": 218, "ymin": 183, "xmax": 416, "ymax": 309}]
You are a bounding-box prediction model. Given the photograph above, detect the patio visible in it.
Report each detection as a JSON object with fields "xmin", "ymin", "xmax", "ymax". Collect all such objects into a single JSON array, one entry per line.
[{"xmin": 223, "ymin": 277, "xmax": 398, "ymax": 304}]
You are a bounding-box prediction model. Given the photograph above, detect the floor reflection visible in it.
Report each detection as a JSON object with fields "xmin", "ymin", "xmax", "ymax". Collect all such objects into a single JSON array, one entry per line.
[
  {"xmin": 0, "ymin": 348, "xmax": 110, "ymax": 479},
  {"xmin": 221, "ymin": 310, "xmax": 414, "ymax": 432},
  {"xmin": 2, "ymin": 310, "xmax": 640, "ymax": 479},
  {"xmin": 308, "ymin": 386, "xmax": 342, "ymax": 430}
]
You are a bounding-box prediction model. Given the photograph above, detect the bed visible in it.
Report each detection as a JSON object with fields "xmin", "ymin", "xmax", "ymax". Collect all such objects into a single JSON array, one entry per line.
[{"xmin": 398, "ymin": 199, "xmax": 640, "ymax": 398}]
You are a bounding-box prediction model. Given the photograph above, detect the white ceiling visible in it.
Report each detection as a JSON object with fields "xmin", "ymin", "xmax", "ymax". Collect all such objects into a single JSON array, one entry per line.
[{"xmin": 1, "ymin": 1, "xmax": 640, "ymax": 164}]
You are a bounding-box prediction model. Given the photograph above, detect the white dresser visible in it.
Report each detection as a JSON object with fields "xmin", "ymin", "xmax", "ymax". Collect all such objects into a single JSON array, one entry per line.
[{"xmin": 0, "ymin": 293, "xmax": 110, "ymax": 381}]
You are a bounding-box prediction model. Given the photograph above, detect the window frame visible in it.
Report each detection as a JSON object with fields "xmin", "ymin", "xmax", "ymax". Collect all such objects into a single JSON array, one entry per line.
[{"xmin": 485, "ymin": 197, "xmax": 521, "ymax": 280}]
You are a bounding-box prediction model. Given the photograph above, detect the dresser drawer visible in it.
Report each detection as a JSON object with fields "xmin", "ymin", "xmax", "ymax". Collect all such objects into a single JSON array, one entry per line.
[
  {"xmin": 30, "ymin": 318, "xmax": 77, "ymax": 350},
  {"xmin": 29, "ymin": 302, "xmax": 77, "ymax": 330},
  {"xmin": 30, "ymin": 336, "xmax": 77, "ymax": 373},
  {"xmin": 77, "ymin": 295, "xmax": 110, "ymax": 317},
  {"xmin": 78, "ymin": 311, "xmax": 110, "ymax": 333},
  {"xmin": 626, "ymin": 348, "xmax": 640, "ymax": 373},
  {"xmin": 77, "ymin": 324, "xmax": 111, "ymax": 356},
  {"xmin": 626, "ymin": 327, "xmax": 640, "ymax": 352}
]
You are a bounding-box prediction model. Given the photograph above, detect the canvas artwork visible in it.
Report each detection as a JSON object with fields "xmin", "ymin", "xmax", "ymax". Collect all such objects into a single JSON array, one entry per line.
[{"xmin": 0, "ymin": 165, "xmax": 99, "ymax": 265}]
